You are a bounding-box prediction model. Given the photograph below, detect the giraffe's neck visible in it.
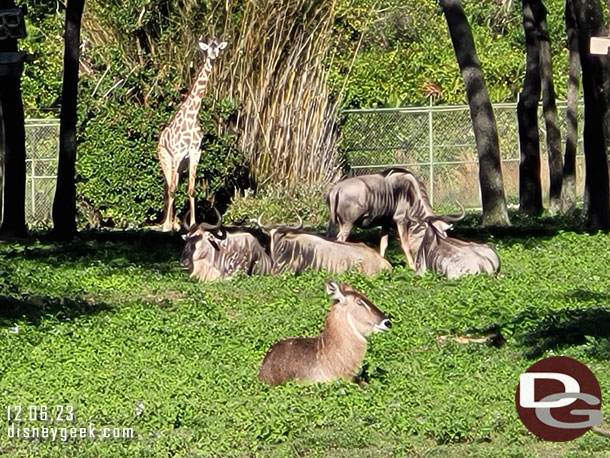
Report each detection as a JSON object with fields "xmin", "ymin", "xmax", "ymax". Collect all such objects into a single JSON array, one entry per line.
[{"xmin": 180, "ymin": 58, "xmax": 214, "ymax": 123}]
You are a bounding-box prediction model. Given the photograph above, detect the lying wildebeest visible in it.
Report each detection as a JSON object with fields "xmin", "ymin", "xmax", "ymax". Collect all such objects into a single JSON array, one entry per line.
[
  {"xmin": 258, "ymin": 216, "xmax": 392, "ymax": 276},
  {"xmin": 413, "ymin": 216, "xmax": 500, "ymax": 279},
  {"xmin": 258, "ymin": 279, "xmax": 391, "ymax": 386},
  {"xmin": 181, "ymin": 210, "xmax": 272, "ymax": 281},
  {"xmin": 326, "ymin": 167, "xmax": 463, "ymax": 267},
  {"xmin": 395, "ymin": 201, "xmax": 466, "ymax": 266}
]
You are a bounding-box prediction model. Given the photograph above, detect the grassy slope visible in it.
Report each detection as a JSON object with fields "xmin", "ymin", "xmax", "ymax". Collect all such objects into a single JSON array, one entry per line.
[{"xmin": 0, "ymin": 225, "xmax": 609, "ymax": 457}]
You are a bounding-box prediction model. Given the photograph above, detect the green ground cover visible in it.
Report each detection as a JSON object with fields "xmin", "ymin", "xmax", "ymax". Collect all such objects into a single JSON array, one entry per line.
[{"xmin": 0, "ymin": 222, "xmax": 609, "ymax": 457}]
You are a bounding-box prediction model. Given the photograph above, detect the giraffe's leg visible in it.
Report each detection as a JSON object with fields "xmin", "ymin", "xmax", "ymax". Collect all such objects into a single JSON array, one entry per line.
[
  {"xmin": 187, "ymin": 147, "xmax": 202, "ymax": 228},
  {"xmin": 158, "ymin": 145, "xmax": 177, "ymax": 232}
]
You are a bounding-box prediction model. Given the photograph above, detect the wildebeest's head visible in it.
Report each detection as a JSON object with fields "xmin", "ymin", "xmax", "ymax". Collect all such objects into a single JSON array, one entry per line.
[{"xmin": 180, "ymin": 209, "xmax": 227, "ymax": 271}]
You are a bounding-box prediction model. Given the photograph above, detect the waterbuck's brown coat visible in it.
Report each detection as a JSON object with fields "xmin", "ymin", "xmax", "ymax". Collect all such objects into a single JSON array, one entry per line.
[{"xmin": 258, "ymin": 280, "xmax": 391, "ymax": 386}]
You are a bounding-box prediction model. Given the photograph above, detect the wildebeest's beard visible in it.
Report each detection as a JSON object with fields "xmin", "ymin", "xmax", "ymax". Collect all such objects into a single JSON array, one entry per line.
[{"xmin": 180, "ymin": 233, "xmax": 202, "ymax": 269}]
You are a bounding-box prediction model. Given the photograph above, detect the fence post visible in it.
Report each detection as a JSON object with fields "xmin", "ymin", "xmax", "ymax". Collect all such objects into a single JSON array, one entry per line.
[
  {"xmin": 30, "ymin": 158, "xmax": 35, "ymax": 220},
  {"xmin": 428, "ymin": 98, "xmax": 434, "ymax": 206}
]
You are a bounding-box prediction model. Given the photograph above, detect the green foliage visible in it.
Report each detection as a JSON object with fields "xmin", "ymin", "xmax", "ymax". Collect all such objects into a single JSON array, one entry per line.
[
  {"xmin": 20, "ymin": 1, "xmax": 64, "ymax": 117},
  {"xmin": 19, "ymin": 0, "xmax": 574, "ymax": 226},
  {"xmin": 224, "ymin": 183, "xmax": 329, "ymax": 228},
  {"xmin": 0, "ymin": 221, "xmax": 609, "ymax": 456},
  {"xmin": 330, "ymin": 0, "xmax": 569, "ymax": 107}
]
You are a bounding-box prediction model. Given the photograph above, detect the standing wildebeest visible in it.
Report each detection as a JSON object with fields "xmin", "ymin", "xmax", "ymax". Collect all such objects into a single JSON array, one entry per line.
[
  {"xmin": 258, "ymin": 279, "xmax": 391, "ymax": 386},
  {"xmin": 326, "ymin": 167, "xmax": 461, "ymax": 267},
  {"xmin": 414, "ymin": 216, "xmax": 500, "ymax": 279},
  {"xmin": 259, "ymin": 217, "xmax": 392, "ymax": 276},
  {"xmin": 181, "ymin": 211, "xmax": 272, "ymax": 281}
]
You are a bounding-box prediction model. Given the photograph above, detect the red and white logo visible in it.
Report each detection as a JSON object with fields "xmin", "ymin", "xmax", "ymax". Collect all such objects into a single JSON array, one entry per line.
[{"xmin": 516, "ymin": 356, "xmax": 602, "ymax": 442}]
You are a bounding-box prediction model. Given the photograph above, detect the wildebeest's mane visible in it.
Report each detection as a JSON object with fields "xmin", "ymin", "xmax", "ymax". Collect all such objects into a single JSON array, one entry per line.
[
  {"xmin": 379, "ymin": 166, "xmax": 412, "ymax": 177},
  {"xmin": 223, "ymin": 225, "xmax": 271, "ymax": 254}
]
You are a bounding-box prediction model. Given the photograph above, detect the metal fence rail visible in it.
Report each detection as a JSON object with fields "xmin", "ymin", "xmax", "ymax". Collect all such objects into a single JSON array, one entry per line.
[
  {"xmin": 25, "ymin": 118, "xmax": 60, "ymax": 224},
  {"xmin": 21, "ymin": 105, "xmax": 585, "ymax": 224},
  {"xmin": 340, "ymin": 102, "xmax": 585, "ymax": 210}
]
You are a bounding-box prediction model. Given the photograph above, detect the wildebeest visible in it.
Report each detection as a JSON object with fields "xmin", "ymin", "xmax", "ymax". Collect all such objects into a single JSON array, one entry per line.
[
  {"xmin": 258, "ymin": 279, "xmax": 391, "ymax": 386},
  {"xmin": 259, "ymin": 217, "xmax": 392, "ymax": 276},
  {"xmin": 414, "ymin": 216, "xmax": 500, "ymax": 279},
  {"xmin": 181, "ymin": 211, "xmax": 272, "ymax": 281},
  {"xmin": 325, "ymin": 167, "xmax": 462, "ymax": 267}
]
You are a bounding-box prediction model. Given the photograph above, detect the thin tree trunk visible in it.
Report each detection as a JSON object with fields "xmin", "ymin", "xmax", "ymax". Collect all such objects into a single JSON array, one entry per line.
[
  {"xmin": 561, "ymin": 0, "xmax": 580, "ymax": 215},
  {"xmin": 0, "ymin": 102, "xmax": 4, "ymax": 222},
  {"xmin": 518, "ymin": 0, "xmax": 543, "ymax": 216},
  {"xmin": 53, "ymin": 0, "xmax": 85, "ymax": 239},
  {"xmin": 571, "ymin": 0, "xmax": 610, "ymax": 231},
  {"xmin": 439, "ymin": 0, "xmax": 510, "ymax": 226},
  {"xmin": 0, "ymin": 0, "xmax": 27, "ymax": 239},
  {"xmin": 537, "ymin": 0, "xmax": 563, "ymax": 214}
]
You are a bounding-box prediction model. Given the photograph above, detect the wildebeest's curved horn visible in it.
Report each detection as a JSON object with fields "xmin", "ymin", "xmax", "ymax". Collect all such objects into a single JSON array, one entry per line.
[
  {"xmin": 434, "ymin": 201, "xmax": 466, "ymax": 223},
  {"xmin": 182, "ymin": 210, "xmax": 194, "ymax": 232},
  {"xmin": 288, "ymin": 215, "xmax": 303, "ymax": 231},
  {"xmin": 198, "ymin": 207, "xmax": 223, "ymax": 231},
  {"xmin": 256, "ymin": 212, "xmax": 275, "ymax": 231}
]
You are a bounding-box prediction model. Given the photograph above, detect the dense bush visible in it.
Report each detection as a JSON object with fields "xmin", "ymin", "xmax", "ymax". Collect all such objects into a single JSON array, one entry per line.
[{"xmin": 75, "ymin": 92, "xmax": 244, "ymax": 227}]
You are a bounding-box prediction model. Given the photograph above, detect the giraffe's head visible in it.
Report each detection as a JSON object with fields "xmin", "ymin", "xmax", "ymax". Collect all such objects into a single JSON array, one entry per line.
[{"xmin": 198, "ymin": 39, "xmax": 228, "ymax": 60}]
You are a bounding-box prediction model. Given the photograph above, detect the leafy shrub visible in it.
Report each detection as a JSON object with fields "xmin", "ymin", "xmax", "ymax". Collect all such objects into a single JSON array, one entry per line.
[{"xmin": 223, "ymin": 183, "xmax": 329, "ymax": 228}]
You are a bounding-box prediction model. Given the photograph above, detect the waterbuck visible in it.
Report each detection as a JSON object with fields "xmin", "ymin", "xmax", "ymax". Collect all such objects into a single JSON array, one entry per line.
[{"xmin": 258, "ymin": 280, "xmax": 391, "ymax": 386}]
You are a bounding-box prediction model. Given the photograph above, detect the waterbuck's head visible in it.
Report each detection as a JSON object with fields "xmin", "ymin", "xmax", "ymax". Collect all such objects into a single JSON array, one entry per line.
[{"xmin": 325, "ymin": 280, "xmax": 391, "ymax": 339}]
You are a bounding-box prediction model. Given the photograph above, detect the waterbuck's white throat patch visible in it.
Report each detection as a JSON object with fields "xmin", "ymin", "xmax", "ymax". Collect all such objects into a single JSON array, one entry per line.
[{"xmin": 346, "ymin": 311, "xmax": 367, "ymax": 343}]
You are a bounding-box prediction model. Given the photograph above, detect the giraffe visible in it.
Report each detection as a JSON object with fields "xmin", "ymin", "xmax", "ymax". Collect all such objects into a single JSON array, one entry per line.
[{"xmin": 157, "ymin": 38, "xmax": 228, "ymax": 231}]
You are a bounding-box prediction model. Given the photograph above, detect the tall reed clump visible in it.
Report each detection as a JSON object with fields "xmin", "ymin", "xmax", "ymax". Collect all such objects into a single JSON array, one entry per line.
[
  {"xmin": 82, "ymin": 0, "xmax": 344, "ymax": 193},
  {"xmin": 214, "ymin": 0, "xmax": 343, "ymax": 189}
]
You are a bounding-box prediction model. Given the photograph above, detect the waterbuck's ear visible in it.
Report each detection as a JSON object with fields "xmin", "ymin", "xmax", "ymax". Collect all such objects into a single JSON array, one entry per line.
[
  {"xmin": 325, "ymin": 279, "xmax": 346, "ymax": 303},
  {"xmin": 198, "ymin": 42, "xmax": 209, "ymax": 52},
  {"xmin": 218, "ymin": 41, "xmax": 228, "ymax": 49}
]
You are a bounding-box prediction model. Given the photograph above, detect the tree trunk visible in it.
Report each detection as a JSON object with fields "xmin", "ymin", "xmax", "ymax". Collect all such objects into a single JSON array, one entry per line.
[
  {"xmin": 571, "ymin": 0, "xmax": 610, "ymax": 231},
  {"xmin": 0, "ymin": 0, "xmax": 27, "ymax": 239},
  {"xmin": 537, "ymin": 0, "xmax": 563, "ymax": 214},
  {"xmin": 561, "ymin": 0, "xmax": 580, "ymax": 215},
  {"xmin": 0, "ymin": 103, "xmax": 4, "ymax": 221},
  {"xmin": 517, "ymin": 0, "xmax": 543, "ymax": 216},
  {"xmin": 52, "ymin": 0, "xmax": 85, "ymax": 239},
  {"xmin": 439, "ymin": 0, "xmax": 510, "ymax": 226}
]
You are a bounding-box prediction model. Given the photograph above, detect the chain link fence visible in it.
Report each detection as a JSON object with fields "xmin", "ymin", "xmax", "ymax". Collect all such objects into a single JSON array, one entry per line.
[
  {"xmin": 340, "ymin": 102, "xmax": 585, "ymax": 211},
  {"xmin": 25, "ymin": 118, "xmax": 59, "ymax": 225}
]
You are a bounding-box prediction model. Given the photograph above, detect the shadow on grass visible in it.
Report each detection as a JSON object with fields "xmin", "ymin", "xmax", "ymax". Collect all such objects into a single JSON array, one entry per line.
[
  {"xmin": 517, "ymin": 306, "xmax": 610, "ymax": 359},
  {"xmin": 0, "ymin": 294, "xmax": 112, "ymax": 327},
  {"xmin": 1, "ymin": 229, "xmax": 184, "ymax": 272},
  {"xmin": 458, "ymin": 288, "xmax": 610, "ymax": 359}
]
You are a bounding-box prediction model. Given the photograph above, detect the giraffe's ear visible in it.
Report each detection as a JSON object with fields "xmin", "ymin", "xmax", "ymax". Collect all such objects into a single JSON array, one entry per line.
[
  {"xmin": 218, "ymin": 41, "xmax": 228, "ymax": 50},
  {"xmin": 198, "ymin": 42, "xmax": 209, "ymax": 52}
]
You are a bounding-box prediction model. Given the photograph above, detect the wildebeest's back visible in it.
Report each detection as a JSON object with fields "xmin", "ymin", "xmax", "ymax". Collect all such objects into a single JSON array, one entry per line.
[
  {"xmin": 327, "ymin": 174, "xmax": 396, "ymax": 228},
  {"xmin": 272, "ymin": 232, "xmax": 391, "ymax": 276},
  {"xmin": 425, "ymin": 236, "xmax": 500, "ymax": 279}
]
